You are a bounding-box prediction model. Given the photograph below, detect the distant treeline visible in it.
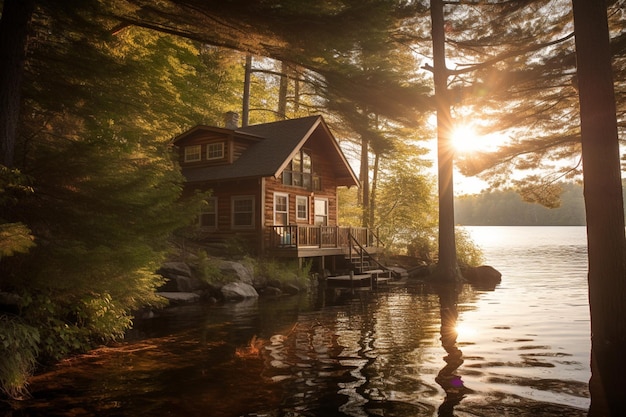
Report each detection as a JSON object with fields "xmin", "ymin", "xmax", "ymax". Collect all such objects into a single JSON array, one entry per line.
[{"xmin": 455, "ymin": 183, "xmax": 587, "ymax": 226}]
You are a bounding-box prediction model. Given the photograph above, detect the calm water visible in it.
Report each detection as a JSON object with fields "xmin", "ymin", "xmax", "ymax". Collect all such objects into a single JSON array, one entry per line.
[{"xmin": 5, "ymin": 226, "xmax": 591, "ymax": 416}]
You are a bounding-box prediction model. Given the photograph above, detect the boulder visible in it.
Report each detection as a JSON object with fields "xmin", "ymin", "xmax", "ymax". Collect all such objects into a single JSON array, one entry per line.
[
  {"xmin": 159, "ymin": 262, "xmax": 192, "ymax": 278},
  {"xmin": 462, "ymin": 265, "xmax": 502, "ymax": 290},
  {"xmin": 261, "ymin": 286, "xmax": 283, "ymax": 296},
  {"xmin": 174, "ymin": 275, "xmax": 205, "ymax": 292},
  {"xmin": 219, "ymin": 260, "xmax": 254, "ymax": 285},
  {"xmin": 283, "ymin": 283, "xmax": 300, "ymax": 295},
  {"xmin": 157, "ymin": 292, "xmax": 201, "ymax": 304},
  {"xmin": 221, "ymin": 282, "xmax": 259, "ymax": 300}
]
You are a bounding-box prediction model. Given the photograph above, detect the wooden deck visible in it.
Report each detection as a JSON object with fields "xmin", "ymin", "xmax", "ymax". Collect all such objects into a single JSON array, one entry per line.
[
  {"xmin": 267, "ymin": 225, "xmax": 383, "ymax": 258},
  {"xmin": 325, "ymin": 269, "xmax": 393, "ymax": 290}
]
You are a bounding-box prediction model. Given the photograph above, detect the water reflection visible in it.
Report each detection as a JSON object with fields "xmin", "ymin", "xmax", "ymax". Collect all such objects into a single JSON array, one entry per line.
[
  {"xmin": 434, "ymin": 284, "xmax": 471, "ymax": 416},
  {"xmin": 4, "ymin": 273, "xmax": 591, "ymax": 417}
]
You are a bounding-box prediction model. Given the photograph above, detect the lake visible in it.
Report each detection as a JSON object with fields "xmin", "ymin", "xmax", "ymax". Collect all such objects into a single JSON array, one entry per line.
[{"xmin": 5, "ymin": 226, "xmax": 591, "ymax": 416}]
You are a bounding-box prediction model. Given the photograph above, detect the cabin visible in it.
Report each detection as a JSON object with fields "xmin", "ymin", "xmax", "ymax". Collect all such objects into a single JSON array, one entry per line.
[{"xmin": 172, "ymin": 114, "xmax": 385, "ymax": 274}]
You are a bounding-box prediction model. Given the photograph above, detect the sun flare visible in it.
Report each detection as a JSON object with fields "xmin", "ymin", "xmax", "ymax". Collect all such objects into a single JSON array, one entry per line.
[
  {"xmin": 455, "ymin": 323, "xmax": 478, "ymax": 339},
  {"xmin": 451, "ymin": 124, "xmax": 483, "ymax": 154}
]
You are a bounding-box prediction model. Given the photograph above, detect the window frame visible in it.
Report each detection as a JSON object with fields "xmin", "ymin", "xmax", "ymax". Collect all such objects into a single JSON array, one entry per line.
[
  {"xmin": 206, "ymin": 142, "xmax": 225, "ymax": 160},
  {"xmin": 231, "ymin": 196, "xmax": 255, "ymax": 229},
  {"xmin": 314, "ymin": 198, "xmax": 328, "ymax": 226},
  {"xmin": 296, "ymin": 195, "xmax": 309, "ymax": 222},
  {"xmin": 198, "ymin": 197, "xmax": 218, "ymax": 229},
  {"xmin": 274, "ymin": 193, "xmax": 289, "ymax": 226},
  {"xmin": 282, "ymin": 149, "xmax": 313, "ymax": 189},
  {"xmin": 184, "ymin": 144, "xmax": 202, "ymax": 162}
]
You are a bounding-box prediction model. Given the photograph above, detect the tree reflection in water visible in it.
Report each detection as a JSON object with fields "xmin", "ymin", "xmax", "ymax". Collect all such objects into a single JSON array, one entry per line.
[{"xmin": 435, "ymin": 284, "xmax": 472, "ymax": 416}]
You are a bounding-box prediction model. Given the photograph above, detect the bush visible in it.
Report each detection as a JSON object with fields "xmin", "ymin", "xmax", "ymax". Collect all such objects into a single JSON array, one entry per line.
[
  {"xmin": 191, "ymin": 250, "xmax": 230, "ymax": 285},
  {"xmin": 0, "ymin": 316, "xmax": 39, "ymax": 399},
  {"xmin": 407, "ymin": 227, "xmax": 484, "ymax": 268},
  {"xmin": 455, "ymin": 227, "xmax": 484, "ymax": 268},
  {"xmin": 250, "ymin": 258, "xmax": 313, "ymax": 291}
]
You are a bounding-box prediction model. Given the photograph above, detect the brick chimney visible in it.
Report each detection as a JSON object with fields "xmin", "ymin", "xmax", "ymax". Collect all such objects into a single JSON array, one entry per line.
[{"xmin": 223, "ymin": 111, "xmax": 239, "ymax": 129}]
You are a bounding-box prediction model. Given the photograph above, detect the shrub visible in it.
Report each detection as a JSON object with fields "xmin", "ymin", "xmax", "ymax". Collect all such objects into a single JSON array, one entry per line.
[
  {"xmin": 455, "ymin": 227, "xmax": 484, "ymax": 268},
  {"xmin": 251, "ymin": 258, "xmax": 313, "ymax": 291},
  {"xmin": 0, "ymin": 316, "xmax": 39, "ymax": 399}
]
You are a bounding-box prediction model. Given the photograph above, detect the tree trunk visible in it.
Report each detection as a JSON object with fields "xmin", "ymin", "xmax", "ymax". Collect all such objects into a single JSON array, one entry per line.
[
  {"xmin": 278, "ymin": 61, "xmax": 288, "ymax": 120},
  {"xmin": 359, "ymin": 135, "xmax": 370, "ymax": 228},
  {"xmin": 431, "ymin": 0, "xmax": 460, "ymax": 281},
  {"xmin": 370, "ymin": 151, "xmax": 379, "ymax": 229},
  {"xmin": 241, "ymin": 54, "xmax": 252, "ymax": 127},
  {"xmin": 572, "ymin": 1, "xmax": 626, "ymax": 415},
  {"xmin": 0, "ymin": 0, "xmax": 35, "ymax": 168}
]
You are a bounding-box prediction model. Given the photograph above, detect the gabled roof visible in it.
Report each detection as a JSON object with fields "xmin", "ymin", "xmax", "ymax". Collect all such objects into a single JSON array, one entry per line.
[{"xmin": 177, "ymin": 115, "xmax": 359, "ymax": 187}]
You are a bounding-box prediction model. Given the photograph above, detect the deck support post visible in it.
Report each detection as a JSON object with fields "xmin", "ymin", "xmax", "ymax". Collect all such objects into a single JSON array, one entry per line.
[{"xmin": 349, "ymin": 270, "xmax": 354, "ymax": 294}]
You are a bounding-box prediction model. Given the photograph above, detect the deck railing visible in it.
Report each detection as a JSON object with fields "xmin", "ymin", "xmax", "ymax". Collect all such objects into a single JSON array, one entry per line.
[{"xmin": 269, "ymin": 225, "xmax": 382, "ymax": 250}]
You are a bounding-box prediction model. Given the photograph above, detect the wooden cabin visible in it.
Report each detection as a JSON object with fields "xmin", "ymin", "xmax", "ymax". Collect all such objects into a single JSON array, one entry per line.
[{"xmin": 172, "ymin": 114, "xmax": 384, "ymax": 272}]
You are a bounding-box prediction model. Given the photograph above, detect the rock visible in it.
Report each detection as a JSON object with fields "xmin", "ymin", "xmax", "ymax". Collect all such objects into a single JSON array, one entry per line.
[
  {"xmin": 219, "ymin": 261, "xmax": 254, "ymax": 284},
  {"xmin": 261, "ymin": 286, "xmax": 283, "ymax": 296},
  {"xmin": 221, "ymin": 282, "xmax": 259, "ymax": 300},
  {"xmin": 283, "ymin": 283, "xmax": 300, "ymax": 295},
  {"xmin": 173, "ymin": 275, "xmax": 205, "ymax": 292},
  {"xmin": 159, "ymin": 262, "xmax": 192, "ymax": 278},
  {"xmin": 157, "ymin": 292, "xmax": 201, "ymax": 304},
  {"xmin": 462, "ymin": 265, "xmax": 502, "ymax": 290}
]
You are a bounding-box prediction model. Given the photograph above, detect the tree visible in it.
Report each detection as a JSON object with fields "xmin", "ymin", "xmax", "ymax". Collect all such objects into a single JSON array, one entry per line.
[
  {"xmin": 0, "ymin": 1, "xmax": 250, "ymax": 395},
  {"xmin": 430, "ymin": 0, "xmax": 462, "ymax": 281},
  {"xmin": 572, "ymin": 0, "xmax": 626, "ymax": 414},
  {"xmin": 0, "ymin": 0, "xmax": 35, "ymax": 167}
]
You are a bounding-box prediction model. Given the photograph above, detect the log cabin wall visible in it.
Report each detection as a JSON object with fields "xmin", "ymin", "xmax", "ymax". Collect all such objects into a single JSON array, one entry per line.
[{"xmin": 188, "ymin": 178, "xmax": 263, "ymax": 254}]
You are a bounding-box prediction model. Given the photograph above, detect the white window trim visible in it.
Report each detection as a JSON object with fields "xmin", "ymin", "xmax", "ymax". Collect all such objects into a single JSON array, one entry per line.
[
  {"xmin": 206, "ymin": 142, "xmax": 224, "ymax": 160},
  {"xmin": 198, "ymin": 197, "xmax": 217, "ymax": 229},
  {"xmin": 274, "ymin": 192, "xmax": 289, "ymax": 225},
  {"xmin": 314, "ymin": 198, "xmax": 329, "ymax": 226},
  {"xmin": 296, "ymin": 195, "xmax": 309, "ymax": 222},
  {"xmin": 184, "ymin": 145, "xmax": 202, "ymax": 162},
  {"xmin": 231, "ymin": 195, "xmax": 255, "ymax": 229}
]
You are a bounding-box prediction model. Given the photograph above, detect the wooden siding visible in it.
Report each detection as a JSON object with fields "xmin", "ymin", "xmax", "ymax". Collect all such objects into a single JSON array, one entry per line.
[
  {"xmin": 191, "ymin": 178, "xmax": 263, "ymax": 253},
  {"xmin": 177, "ymin": 131, "xmax": 231, "ymax": 168}
]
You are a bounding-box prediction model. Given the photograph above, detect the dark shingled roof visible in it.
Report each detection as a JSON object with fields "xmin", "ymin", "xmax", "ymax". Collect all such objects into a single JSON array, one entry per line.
[{"xmin": 181, "ymin": 115, "xmax": 358, "ymax": 187}]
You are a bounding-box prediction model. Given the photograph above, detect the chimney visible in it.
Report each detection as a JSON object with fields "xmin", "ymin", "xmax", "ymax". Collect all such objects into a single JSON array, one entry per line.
[{"xmin": 223, "ymin": 111, "xmax": 239, "ymax": 130}]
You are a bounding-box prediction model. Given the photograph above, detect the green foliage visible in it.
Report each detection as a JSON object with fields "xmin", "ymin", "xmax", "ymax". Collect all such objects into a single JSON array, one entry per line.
[
  {"xmin": 250, "ymin": 257, "xmax": 313, "ymax": 291},
  {"xmin": 190, "ymin": 250, "xmax": 228, "ymax": 286},
  {"xmin": 0, "ymin": 316, "xmax": 39, "ymax": 399},
  {"xmin": 0, "ymin": 223, "xmax": 34, "ymax": 258},
  {"xmin": 0, "ymin": 1, "xmax": 233, "ymax": 396},
  {"xmin": 455, "ymin": 228, "xmax": 484, "ymax": 268},
  {"xmin": 374, "ymin": 157, "xmax": 438, "ymax": 255},
  {"xmin": 406, "ymin": 227, "xmax": 483, "ymax": 268}
]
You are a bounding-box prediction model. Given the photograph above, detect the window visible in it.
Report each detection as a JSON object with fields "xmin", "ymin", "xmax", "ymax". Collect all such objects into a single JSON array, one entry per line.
[
  {"xmin": 184, "ymin": 145, "xmax": 201, "ymax": 162},
  {"xmin": 232, "ymin": 196, "xmax": 254, "ymax": 228},
  {"xmin": 199, "ymin": 198, "xmax": 217, "ymax": 228},
  {"xmin": 206, "ymin": 142, "xmax": 224, "ymax": 160},
  {"xmin": 282, "ymin": 149, "xmax": 313, "ymax": 189},
  {"xmin": 314, "ymin": 198, "xmax": 328, "ymax": 226},
  {"xmin": 274, "ymin": 193, "xmax": 288, "ymax": 225},
  {"xmin": 296, "ymin": 196, "xmax": 308, "ymax": 222}
]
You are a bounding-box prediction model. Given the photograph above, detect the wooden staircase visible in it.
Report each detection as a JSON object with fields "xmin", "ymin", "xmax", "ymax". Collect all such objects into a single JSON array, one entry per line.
[{"xmin": 345, "ymin": 233, "xmax": 394, "ymax": 286}]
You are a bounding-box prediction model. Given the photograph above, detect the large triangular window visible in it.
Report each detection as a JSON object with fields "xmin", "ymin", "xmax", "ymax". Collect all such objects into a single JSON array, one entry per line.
[{"xmin": 282, "ymin": 149, "xmax": 319, "ymax": 190}]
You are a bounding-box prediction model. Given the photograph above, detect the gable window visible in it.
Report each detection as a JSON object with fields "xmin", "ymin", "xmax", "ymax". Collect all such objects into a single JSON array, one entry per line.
[
  {"xmin": 283, "ymin": 150, "xmax": 316, "ymax": 189},
  {"xmin": 296, "ymin": 196, "xmax": 308, "ymax": 222},
  {"xmin": 314, "ymin": 198, "xmax": 328, "ymax": 226},
  {"xmin": 199, "ymin": 197, "xmax": 217, "ymax": 228},
  {"xmin": 206, "ymin": 142, "xmax": 224, "ymax": 160},
  {"xmin": 232, "ymin": 196, "xmax": 254, "ymax": 229},
  {"xmin": 184, "ymin": 145, "xmax": 202, "ymax": 162},
  {"xmin": 274, "ymin": 193, "xmax": 289, "ymax": 225}
]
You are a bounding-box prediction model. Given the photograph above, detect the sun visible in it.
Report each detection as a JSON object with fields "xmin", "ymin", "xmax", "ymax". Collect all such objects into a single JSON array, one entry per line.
[{"xmin": 451, "ymin": 124, "xmax": 483, "ymax": 154}]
